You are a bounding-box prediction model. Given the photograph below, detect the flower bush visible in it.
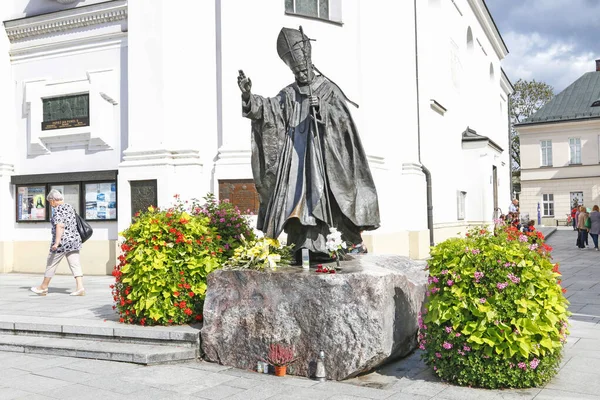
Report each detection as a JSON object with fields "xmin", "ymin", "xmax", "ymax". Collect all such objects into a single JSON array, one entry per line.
[
  {"xmin": 223, "ymin": 236, "xmax": 293, "ymax": 270},
  {"xmin": 195, "ymin": 193, "xmax": 256, "ymax": 259},
  {"xmin": 111, "ymin": 194, "xmax": 255, "ymax": 326},
  {"xmin": 420, "ymin": 224, "xmax": 570, "ymax": 388}
]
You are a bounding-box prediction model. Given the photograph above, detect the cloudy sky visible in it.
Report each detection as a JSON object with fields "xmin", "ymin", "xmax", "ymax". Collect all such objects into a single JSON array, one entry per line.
[{"xmin": 485, "ymin": 0, "xmax": 600, "ymax": 93}]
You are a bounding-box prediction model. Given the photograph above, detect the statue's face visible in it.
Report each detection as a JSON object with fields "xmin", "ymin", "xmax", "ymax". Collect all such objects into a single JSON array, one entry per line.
[{"xmin": 292, "ymin": 65, "xmax": 313, "ymax": 84}]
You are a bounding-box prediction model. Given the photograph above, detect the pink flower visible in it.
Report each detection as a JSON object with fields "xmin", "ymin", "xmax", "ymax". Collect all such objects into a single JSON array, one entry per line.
[
  {"xmin": 447, "ymin": 280, "xmax": 454, "ymax": 286},
  {"xmin": 445, "ymin": 326, "xmax": 452, "ymax": 333},
  {"xmin": 519, "ymin": 235, "xmax": 528, "ymax": 242},
  {"xmin": 479, "ymin": 298, "xmax": 486, "ymax": 304},
  {"xmin": 463, "ymin": 345, "xmax": 471, "ymax": 352},
  {"xmin": 442, "ymin": 341, "xmax": 453, "ymax": 350},
  {"xmin": 455, "ymin": 332, "xmax": 461, "ymax": 337},
  {"xmin": 471, "ymin": 249, "xmax": 481, "ymax": 255},
  {"xmin": 518, "ymin": 362, "xmax": 527, "ymax": 370},
  {"xmin": 435, "ymin": 352, "xmax": 442, "ymax": 358},
  {"xmin": 441, "ymin": 269, "xmax": 449, "ymax": 275},
  {"xmin": 530, "ymin": 358, "xmax": 540, "ymax": 370},
  {"xmin": 496, "ymin": 282, "xmax": 508, "ymax": 290},
  {"xmin": 474, "ymin": 271, "xmax": 484, "ymax": 283},
  {"xmin": 507, "ymin": 273, "xmax": 520, "ymax": 284}
]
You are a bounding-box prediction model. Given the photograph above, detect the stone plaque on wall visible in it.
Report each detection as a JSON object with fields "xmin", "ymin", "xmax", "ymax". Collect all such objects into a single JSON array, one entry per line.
[
  {"xmin": 42, "ymin": 93, "xmax": 90, "ymax": 131},
  {"xmin": 218, "ymin": 180, "xmax": 259, "ymax": 215},
  {"xmin": 130, "ymin": 180, "xmax": 157, "ymax": 218}
]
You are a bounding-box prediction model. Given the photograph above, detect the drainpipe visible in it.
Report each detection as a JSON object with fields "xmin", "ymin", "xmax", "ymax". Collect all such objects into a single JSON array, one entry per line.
[
  {"xmin": 414, "ymin": 0, "xmax": 434, "ymax": 247},
  {"xmin": 507, "ymin": 97, "xmax": 514, "ymax": 199}
]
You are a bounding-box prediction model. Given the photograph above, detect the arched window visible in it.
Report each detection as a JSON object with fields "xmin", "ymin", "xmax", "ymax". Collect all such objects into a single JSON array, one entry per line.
[{"xmin": 466, "ymin": 27, "xmax": 474, "ymax": 53}]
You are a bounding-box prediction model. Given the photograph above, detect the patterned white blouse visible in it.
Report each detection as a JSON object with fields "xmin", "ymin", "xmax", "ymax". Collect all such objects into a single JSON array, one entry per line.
[{"xmin": 50, "ymin": 203, "xmax": 82, "ymax": 253}]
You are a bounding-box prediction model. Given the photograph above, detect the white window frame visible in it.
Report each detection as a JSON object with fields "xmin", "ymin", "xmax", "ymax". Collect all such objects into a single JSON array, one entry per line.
[
  {"xmin": 457, "ymin": 191, "xmax": 467, "ymax": 220},
  {"xmin": 569, "ymin": 137, "xmax": 581, "ymax": 165},
  {"xmin": 540, "ymin": 140, "xmax": 552, "ymax": 167},
  {"xmin": 570, "ymin": 192, "xmax": 583, "ymax": 209},
  {"xmin": 542, "ymin": 194, "xmax": 554, "ymax": 217},
  {"xmin": 285, "ymin": 0, "xmax": 342, "ymax": 22}
]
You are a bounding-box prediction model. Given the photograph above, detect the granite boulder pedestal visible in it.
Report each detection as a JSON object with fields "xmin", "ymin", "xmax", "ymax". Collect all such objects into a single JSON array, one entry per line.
[{"xmin": 200, "ymin": 254, "xmax": 428, "ymax": 380}]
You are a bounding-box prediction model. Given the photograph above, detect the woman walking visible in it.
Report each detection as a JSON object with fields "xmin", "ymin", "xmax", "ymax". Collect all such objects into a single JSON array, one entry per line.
[
  {"xmin": 589, "ymin": 205, "xmax": 600, "ymax": 250},
  {"xmin": 577, "ymin": 206, "xmax": 590, "ymax": 249},
  {"xmin": 30, "ymin": 189, "xmax": 85, "ymax": 296}
]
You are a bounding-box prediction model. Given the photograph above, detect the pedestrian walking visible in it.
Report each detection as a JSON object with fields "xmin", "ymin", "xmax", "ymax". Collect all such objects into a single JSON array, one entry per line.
[
  {"xmin": 577, "ymin": 206, "xmax": 589, "ymax": 249},
  {"xmin": 589, "ymin": 205, "xmax": 600, "ymax": 250},
  {"xmin": 30, "ymin": 189, "xmax": 85, "ymax": 296}
]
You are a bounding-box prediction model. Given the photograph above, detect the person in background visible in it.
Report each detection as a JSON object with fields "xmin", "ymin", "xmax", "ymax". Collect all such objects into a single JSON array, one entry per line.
[
  {"xmin": 527, "ymin": 220, "xmax": 536, "ymax": 233},
  {"xmin": 30, "ymin": 189, "xmax": 85, "ymax": 296},
  {"xmin": 577, "ymin": 206, "xmax": 589, "ymax": 249},
  {"xmin": 589, "ymin": 205, "xmax": 600, "ymax": 251},
  {"xmin": 571, "ymin": 204, "xmax": 579, "ymax": 231},
  {"xmin": 508, "ymin": 199, "xmax": 519, "ymax": 214}
]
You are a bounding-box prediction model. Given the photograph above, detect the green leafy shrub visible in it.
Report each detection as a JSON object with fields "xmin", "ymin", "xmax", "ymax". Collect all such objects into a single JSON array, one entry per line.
[
  {"xmin": 420, "ymin": 224, "xmax": 570, "ymax": 388},
  {"xmin": 111, "ymin": 194, "xmax": 255, "ymax": 326}
]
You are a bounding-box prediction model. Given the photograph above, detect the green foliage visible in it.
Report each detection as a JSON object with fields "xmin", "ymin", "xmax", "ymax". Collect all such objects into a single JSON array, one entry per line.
[
  {"xmin": 111, "ymin": 194, "xmax": 255, "ymax": 326},
  {"xmin": 420, "ymin": 224, "xmax": 570, "ymax": 388},
  {"xmin": 510, "ymin": 79, "xmax": 554, "ymax": 173}
]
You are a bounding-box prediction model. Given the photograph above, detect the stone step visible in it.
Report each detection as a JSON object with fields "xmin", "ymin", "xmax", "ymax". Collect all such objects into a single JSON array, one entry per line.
[
  {"xmin": 0, "ymin": 333, "xmax": 198, "ymax": 364},
  {"xmin": 0, "ymin": 314, "xmax": 200, "ymax": 346}
]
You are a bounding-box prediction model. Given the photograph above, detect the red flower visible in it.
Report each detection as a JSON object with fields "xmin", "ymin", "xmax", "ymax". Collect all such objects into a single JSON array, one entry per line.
[
  {"xmin": 119, "ymin": 318, "xmax": 124, "ymax": 323},
  {"xmin": 179, "ymin": 218, "xmax": 189, "ymax": 224},
  {"xmin": 562, "ymin": 288, "xmax": 567, "ymax": 293},
  {"xmin": 174, "ymin": 302, "xmax": 179, "ymax": 307},
  {"xmin": 183, "ymin": 283, "xmax": 191, "ymax": 289},
  {"xmin": 153, "ymin": 245, "xmax": 159, "ymax": 250},
  {"xmin": 173, "ymin": 292, "xmax": 180, "ymax": 297},
  {"xmin": 195, "ymin": 314, "xmax": 203, "ymax": 321},
  {"xmin": 184, "ymin": 308, "xmax": 193, "ymax": 316},
  {"xmin": 188, "ymin": 291, "xmax": 194, "ymax": 297},
  {"xmin": 179, "ymin": 271, "xmax": 185, "ymax": 275}
]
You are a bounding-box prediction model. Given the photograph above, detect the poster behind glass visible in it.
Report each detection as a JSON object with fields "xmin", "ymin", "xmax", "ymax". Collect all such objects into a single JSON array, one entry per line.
[
  {"xmin": 85, "ymin": 182, "xmax": 117, "ymax": 220},
  {"xmin": 17, "ymin": 186, "xmax": 46, "ymax": 221},
  {"xmin": 50, "ymin": 184, "xmax": 80, "ymax": 215}
]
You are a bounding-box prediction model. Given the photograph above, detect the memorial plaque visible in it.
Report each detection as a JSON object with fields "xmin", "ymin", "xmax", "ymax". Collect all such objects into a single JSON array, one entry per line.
[
  {"xmin": 131, "ymin": 180, "xmax": 157, "ymax": 219},
  {"xmin": 218, "ymin": 179, "xmax": 259, "ymax": 215},
  {"xmin": 42, "ymin": 93, "xmax": 90, "ymax": 131}
]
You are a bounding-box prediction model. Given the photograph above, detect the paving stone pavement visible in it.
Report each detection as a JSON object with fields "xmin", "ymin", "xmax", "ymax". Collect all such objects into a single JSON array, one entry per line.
[{"xmin": 0, "ymin": 228, "xmax": 598, "ymax": 399}]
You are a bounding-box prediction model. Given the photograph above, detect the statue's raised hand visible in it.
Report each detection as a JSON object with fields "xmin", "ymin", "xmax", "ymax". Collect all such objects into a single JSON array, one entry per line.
[{"xmin": 238, "ymin": 70, "xmax": 252, "ymax": 99}]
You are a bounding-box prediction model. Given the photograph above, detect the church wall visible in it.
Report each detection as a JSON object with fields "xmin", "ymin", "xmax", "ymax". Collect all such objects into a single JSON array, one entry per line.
[
  {"xmin": 0, "ymin": 0, "xmax": 127, "ymax": 274},
  {"xmin": 416, "ymin": 0, "xmax": 511, "ymax": 243}
]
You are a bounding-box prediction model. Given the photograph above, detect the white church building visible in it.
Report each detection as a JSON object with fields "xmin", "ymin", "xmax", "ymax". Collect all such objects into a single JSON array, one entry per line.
[{"xmin": 0, "ymin": 0, "xmax": 512, "ymax": 275}]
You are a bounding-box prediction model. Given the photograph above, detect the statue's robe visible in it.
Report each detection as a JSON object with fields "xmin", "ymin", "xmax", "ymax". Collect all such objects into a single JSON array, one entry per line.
[{"xmin": 242, "ymin": 75, "xmax": 380, "ymax": 254}]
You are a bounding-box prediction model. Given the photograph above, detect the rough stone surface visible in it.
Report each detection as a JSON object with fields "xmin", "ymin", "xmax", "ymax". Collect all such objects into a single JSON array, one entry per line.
[{"xmin": 200, "ymin": 254, "xmax": 428, "ymax": 380}]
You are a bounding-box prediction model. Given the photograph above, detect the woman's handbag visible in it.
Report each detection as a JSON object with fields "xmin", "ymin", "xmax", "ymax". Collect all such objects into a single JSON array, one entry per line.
[
  {"xmin": 585, "ymin": 216, "xmax": 592, "ymax": 229},
  {"xmin": 75, "ymin": 213, "xmax": 93, "ymax": 243}
]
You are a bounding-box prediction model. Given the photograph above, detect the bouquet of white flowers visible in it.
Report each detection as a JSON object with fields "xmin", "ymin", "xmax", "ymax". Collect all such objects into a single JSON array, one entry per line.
[{"xmin": 325, "ymin": 227, "xmax": 347, "ymax": 259}]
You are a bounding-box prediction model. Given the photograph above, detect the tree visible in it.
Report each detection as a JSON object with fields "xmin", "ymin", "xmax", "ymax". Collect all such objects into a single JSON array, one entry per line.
[{"xmin": 509, "ymin": 79, "xmax": 554, "ymax": 193}]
